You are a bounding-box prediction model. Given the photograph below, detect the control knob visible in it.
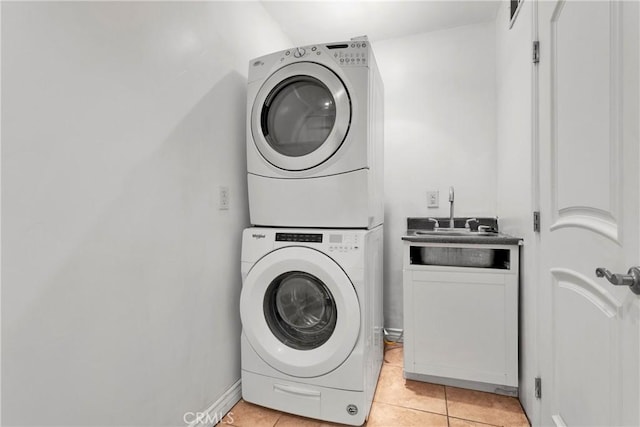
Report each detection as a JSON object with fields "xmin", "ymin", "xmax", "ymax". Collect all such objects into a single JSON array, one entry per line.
[{"xmin": 293, "ymin": 47, "xmax": 306, "ymax": 58}]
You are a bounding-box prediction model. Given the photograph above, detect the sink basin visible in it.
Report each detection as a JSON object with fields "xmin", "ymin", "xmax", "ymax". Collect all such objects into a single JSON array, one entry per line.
[{"xmin": 420, "ymin": 247, "xmax": 496, "ymax": 267}]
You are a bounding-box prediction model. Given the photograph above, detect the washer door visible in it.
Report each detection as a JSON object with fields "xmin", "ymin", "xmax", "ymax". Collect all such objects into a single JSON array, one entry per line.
[
  {"xmin": 250, "ymin": 62, "xmax": 351, "ymax": 171},
  {"xmin": 240, "ymin": 247, "xmax": 360, "ymax": 378}
]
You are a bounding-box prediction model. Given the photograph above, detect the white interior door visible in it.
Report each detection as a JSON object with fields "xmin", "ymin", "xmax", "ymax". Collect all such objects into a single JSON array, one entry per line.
[{"xmin": 538, "ymin": 1, "xmax": 640, "ymax": 426}]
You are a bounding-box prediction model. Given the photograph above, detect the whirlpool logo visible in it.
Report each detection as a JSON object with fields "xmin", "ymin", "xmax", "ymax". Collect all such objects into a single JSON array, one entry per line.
[{"xmin": 252, "ymin": 234, "xmax": 266, "ymax": 239}]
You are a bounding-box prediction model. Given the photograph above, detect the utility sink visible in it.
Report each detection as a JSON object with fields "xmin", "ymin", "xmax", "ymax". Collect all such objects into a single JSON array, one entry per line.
[
  {"xmin": 404, "ymin": 217, "xmax": 521, "ymax": 269},
  {"xmin": 409, "ymin": 228, "xmax": 500, "ymax": 267}
]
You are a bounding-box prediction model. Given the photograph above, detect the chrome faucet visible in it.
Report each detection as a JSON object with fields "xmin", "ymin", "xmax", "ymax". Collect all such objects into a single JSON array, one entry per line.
[
  {"xmin": 427, "ymin": 217, "xmax": 440, "ymax": 229},
  {"xmin": 449, "ymin": 186, "xmax": 455, "ymax": 228}
]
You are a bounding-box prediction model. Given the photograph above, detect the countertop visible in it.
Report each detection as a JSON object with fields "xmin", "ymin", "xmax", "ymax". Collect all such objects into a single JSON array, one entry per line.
[{"xmin": 402, "ymin": 229, "xmax": 523, "ymax": 245}]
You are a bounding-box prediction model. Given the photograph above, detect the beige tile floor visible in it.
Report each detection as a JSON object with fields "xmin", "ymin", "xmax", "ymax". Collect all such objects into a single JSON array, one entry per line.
[{"xmin": 218, "ymin": 345, "xmax": 530, "ymax": 427}]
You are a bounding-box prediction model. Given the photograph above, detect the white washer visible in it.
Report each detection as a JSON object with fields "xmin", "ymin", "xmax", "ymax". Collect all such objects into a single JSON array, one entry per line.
[
  {"xmin": 240, "ymin": 226, "xmax": 383, "ymax": 426},
  {"xmin": 246, "ymin": 40, "xmax": 384, "ymax": 228}
]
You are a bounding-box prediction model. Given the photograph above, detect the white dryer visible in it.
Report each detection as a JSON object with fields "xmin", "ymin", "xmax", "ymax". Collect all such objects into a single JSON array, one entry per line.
[
  {"xmin": 240, "ymin": 226, "xmax": 383, "ymax": 426},
  {"xmin": 246, "ymin": 40, "xmax": 384, "ymax": 228}
]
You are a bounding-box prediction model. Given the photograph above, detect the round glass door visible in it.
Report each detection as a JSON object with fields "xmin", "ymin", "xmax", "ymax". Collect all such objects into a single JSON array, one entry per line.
[
  {"xmin": 251, "ymin": 62, "xmax": 351, "ymax": 171},
  {"xmin": 240, "ymin": 246, "xmax": 360, "ymax": 378},
  {"xmin": 262, "ymin": 76, "xmax": 337, "ymax": 158},
  {"xmin": 264, "ymin": 271, "xmax": 337, "ymax": 350}
]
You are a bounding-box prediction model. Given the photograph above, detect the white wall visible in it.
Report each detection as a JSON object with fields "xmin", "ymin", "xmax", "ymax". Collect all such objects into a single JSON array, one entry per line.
[
  {"xmin": 374, "ymin": 23, "xmax": 498, "ymax": 329},
  {"xmin": 495, "ymin": 1, "xmax": 538, "ymax": 424},
  {"xmin": 1, "ymin": 2, "xmax": 291, "ymax": 426}
]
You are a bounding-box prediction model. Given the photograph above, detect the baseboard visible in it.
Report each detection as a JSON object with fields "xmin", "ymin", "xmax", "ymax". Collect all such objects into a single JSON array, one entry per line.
[{"xmin": 187, "ymin": 379, "xmax": 242, "ymax": 427}]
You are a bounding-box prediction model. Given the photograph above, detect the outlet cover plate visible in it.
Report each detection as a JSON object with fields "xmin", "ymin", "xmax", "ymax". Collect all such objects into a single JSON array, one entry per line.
[
  {"xmin": 219, "ymin": 186, "xmax": 229, "ymax": 210},
  {"xmin": 427, "ymin": 191, "xmax": 439, "ymax": 208}
]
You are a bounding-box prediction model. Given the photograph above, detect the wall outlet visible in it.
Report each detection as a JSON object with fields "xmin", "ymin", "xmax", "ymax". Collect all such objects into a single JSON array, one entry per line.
[
  {"xmin": 219, "ymin": 186, "xmax": 229, "ymax": 210},
  {"xmin": 427, "ymin": 190, "xmax": 439, "ymax": 208}
]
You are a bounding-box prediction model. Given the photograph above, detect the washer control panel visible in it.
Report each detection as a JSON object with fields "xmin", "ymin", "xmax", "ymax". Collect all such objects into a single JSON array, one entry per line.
[
  {"xmin": 328, "ymin": 233, "xmax": 361, "ymax": 252},
  {"xmin": 276, "ymin": 232, "xmax": 322, "ymax": 243},
  {"xmin": 273, "ymin": 231, "xmax": 361, "ymax": 252}
]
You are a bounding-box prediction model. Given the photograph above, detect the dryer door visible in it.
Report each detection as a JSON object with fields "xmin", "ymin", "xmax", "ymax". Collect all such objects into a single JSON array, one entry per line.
[
  {"xmin": 240, "ymin": 246, "xmax": 360, "ymax": 378},
  {"xmin": 250, "ymin": 62, "xmax": 351, "ymax": 171}
]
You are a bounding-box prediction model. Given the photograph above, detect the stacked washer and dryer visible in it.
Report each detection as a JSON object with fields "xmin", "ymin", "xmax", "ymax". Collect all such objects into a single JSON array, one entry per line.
[{"xmin": 240, "ymin": 39, "xmax": 384, "ymax": 426}]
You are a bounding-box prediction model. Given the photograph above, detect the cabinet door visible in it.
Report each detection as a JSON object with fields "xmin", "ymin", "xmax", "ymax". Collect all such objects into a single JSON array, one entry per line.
[{"xmin": 404, "ymin": 270, "xmax": 518, "ymax": 387}]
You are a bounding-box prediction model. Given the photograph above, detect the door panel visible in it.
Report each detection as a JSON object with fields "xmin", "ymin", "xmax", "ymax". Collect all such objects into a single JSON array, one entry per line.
[
  {"xmin": 551, "ymin": 1, "xmax": 621, "ymax": 241},
  {"xmin": 539, "ymin": 1, "xmax": 639, "ymax": 426},
  {"xmin": 551, "ymin": 269, "xmax": 620, "ymax": 427}
]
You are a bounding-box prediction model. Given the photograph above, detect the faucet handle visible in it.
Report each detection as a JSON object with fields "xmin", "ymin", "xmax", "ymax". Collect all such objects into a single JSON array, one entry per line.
[
  {"xmin": 465, "ymin": 218, "xmax": 478, "ymax": 230},
  {"xmin": 427, "ymin": 218, "xmax": 440, "ymax": 229}
]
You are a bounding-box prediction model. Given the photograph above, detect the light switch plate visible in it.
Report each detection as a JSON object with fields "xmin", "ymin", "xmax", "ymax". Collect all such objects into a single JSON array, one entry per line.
[{"xmin": 427, "ymin": 191, "xmax": 439, "ymax": 208}]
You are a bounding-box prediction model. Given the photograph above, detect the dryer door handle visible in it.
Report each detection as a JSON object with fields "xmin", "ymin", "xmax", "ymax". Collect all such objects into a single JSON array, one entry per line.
[{"xmin": 273, "ymin": 383, "xmax": 321, "ymax": 399}]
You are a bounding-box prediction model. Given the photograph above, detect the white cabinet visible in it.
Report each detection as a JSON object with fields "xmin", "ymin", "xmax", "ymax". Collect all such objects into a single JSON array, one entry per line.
[{"xmin": 402, "ymin": 241, "xmax": 520, "ymax": 396}]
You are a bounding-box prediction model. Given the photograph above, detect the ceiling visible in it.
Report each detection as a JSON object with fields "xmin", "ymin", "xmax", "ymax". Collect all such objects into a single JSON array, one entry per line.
[{"xmin": 260, "ymin": 1, "xmax": 501, "ymax": 46}]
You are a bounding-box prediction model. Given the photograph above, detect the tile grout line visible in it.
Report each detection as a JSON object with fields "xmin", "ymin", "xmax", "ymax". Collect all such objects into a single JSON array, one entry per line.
[
  {"xmin": 444, "ymin": 386, "xmax": 450, "ymax": 426},
  {"xmin": 448, "ymin": 415, "xmax": 502, "ymax": 427},
  {"xmin": 373, "ymin": 399, "xmax": 449, "ymax": 418},
  {"xmin": 271, "ymin": 412, "xmax": 283, "ymax": 427}
]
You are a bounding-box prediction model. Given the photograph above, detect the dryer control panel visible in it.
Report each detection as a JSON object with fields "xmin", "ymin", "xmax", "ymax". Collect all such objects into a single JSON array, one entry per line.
[
  {"xmin": 279, "ymin": 46, "xmax": 324, "ymax": 62},
  {"xmin": 276, "ymin": 42, "xmax": 369, "ymax": 67},
  {"xmin": 326, "ymin": 42, "xmax": 369, "ymax": 67}
]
